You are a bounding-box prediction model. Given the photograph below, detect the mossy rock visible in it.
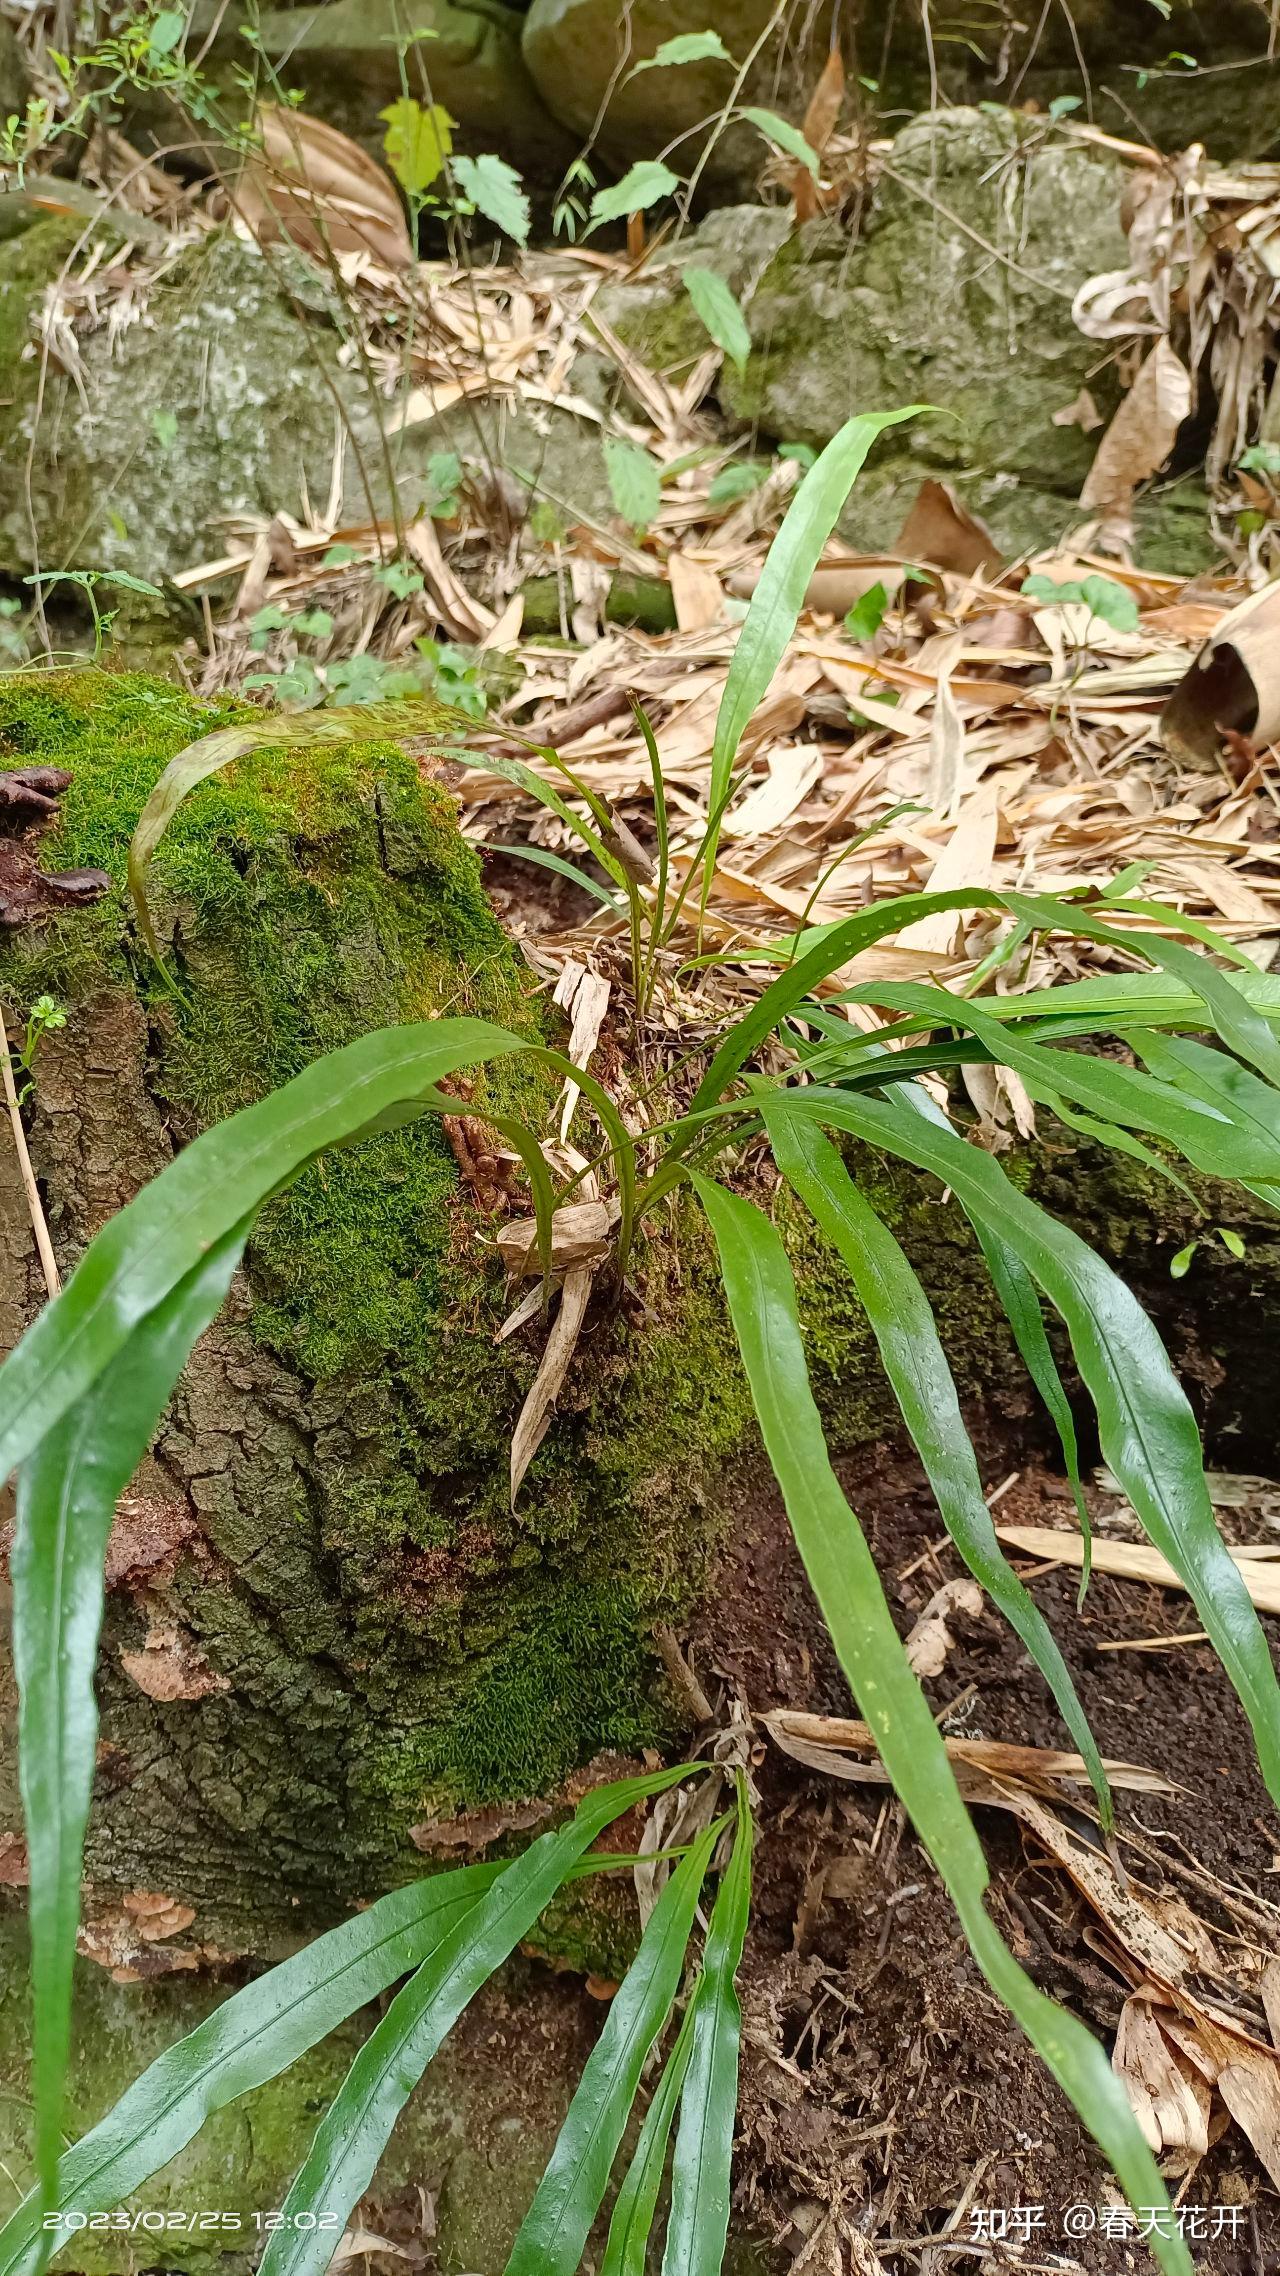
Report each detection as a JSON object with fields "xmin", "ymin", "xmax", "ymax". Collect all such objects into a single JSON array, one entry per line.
[
  {"xmin": 0, "ymin": 227, "xmax": 358, "ymax": 588},
  {"xmin": 723, "ymin": 108, "xmax": 1135, "ymax": 558}
]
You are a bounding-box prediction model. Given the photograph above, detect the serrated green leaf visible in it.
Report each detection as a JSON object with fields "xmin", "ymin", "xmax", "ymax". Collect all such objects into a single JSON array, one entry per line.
[
  {"xmin": 707, "ymin": 462, "xmax": 768, "ymax": 507},
  {"xmin": 761, "ymin": 1085, "xmax": 1280, "ymax": 1813},
  {"xmin": 13, "ymin": 1229, "xmax": 247, "ymax": 2203},
  {"xmin": 257, "ymin": 1767, "xmax": 699, "ymax": 2276},
  {"xmin": 379, "ymin": 96, "xmax": 452, "ymax": 195},
  {"xmin": 683, "ymin": 268, "xmax": 751, "ymax": 375},
  {"xmin": 0, "ymin": 1867, "xmax": 505, "ymax": 2276},
  {"xmin": 738, "ymin": 105, "xmax": 820, "ymax": 177},
  {"xmin": 452, "ymin": 153, "xmax": 530, "ymax": 245},
  {"xmin": 700, "ymin": 409, "xmax": 927, "ymax": 897},
  {"xmin": 661, "ymin": 1782, "xmax": 752, "ymax": 2276},
  {"xmin": 605, "ymin": 437, "xmax": 662, "ymax": 532},
  {"xmin": 633, "ymin": 31, "xmax": 733, "ymax": 70},
  {"xmin": 599, "ymin": 2004, "xmax": 697, "ymax": 2276},
  {"xmin": 589, "ymin": 159, "xmax": 680, "ymax": 227}
]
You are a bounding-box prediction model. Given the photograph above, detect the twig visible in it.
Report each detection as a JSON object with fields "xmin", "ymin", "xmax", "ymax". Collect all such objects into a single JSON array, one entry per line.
[{"xmin": 0, "ymin": 1003, "xmax": 60, "ymax": 1300}]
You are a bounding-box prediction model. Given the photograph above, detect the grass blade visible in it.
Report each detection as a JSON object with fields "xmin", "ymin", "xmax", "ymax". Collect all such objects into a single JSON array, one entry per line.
[
  {"xmin": 689, "ymin": 1171, "xmax": 1189, "ymax": 2276},
  {"xmin": 258, "ymin": 1767, "xmax": 699, "ymax": 2276},
  {"xmin": 599, "ymin": 2003, "xmax": 697, "ymax": 2276},
  {"xmin": 0, "ymin": 1868, "xmax": 508, "ymax": 2276},
  {"xmin": 764, "ymin": 1107, "xmax": 1110, "ymax": 1820},
  {"xmin": 766, "ymin": 1086, "xmax": 1280, "ymax": 1809},
  {"xmin": 12, "ymin": 1226, "xmax": 247, "ymax": 2208},
  {"xmin": 484, "ymin": 843, "xmax": 625, "ymax": 913},
  {"xmin": 661, "ymin": 1779, "xmax": 752, "ymax": 2276},
  {"xmin": 506, "ymin": 1822, "xmax": 718, "ymax": 2276},
  {"xmin": 127, "ymin": 698, "xmax": 474, "ymax": 957},
  {"xmin": 697, "ymin": 410, "xmax": 927, "ymax": 902},
  {"xmin": 0, "ymin": 1020, "xmax": 532, "ymax": 1485},
  {"xmin": 969, "ymin": 1224, "xmax": 1092, "ymax": 1588}
]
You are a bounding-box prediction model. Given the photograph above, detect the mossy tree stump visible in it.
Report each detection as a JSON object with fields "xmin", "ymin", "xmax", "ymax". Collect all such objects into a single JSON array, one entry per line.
[{"xmin": 2, "ymin": 668, "xmax": 1279, "ymax": 1967}]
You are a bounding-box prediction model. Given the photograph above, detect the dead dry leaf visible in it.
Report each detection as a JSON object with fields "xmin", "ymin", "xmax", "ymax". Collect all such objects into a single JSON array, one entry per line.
[
  {"xmin": 1081, "ymin": 339, "xmax": 1192, "ymax": 513},
  {"xmin": 996, "ymin": 1524, "xmax": 1280, "ymax": 1616},
  {"xmin": 235, "ymin": 106, "xmax": 413, "ymax": 271},
  {"xmin": 904, "ymin": 1575, "xmax": 983, "ymax": 1676}
]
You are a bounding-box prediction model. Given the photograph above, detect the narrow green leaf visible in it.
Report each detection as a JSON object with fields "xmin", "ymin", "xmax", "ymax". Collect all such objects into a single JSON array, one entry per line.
[
  {"xmin": 0, "ymin": 1021, "xmax": 531, "ymax": 1486},
  {"xmin": 259, "ymin": 1768, "xmax": 699, "ymax": 2276},
  {"xmin": 599, "ymin": 2003, "xmax": 697, "ymax": 2276},
  {"xmin": 689, "ymin": 1173, "xmax": 1189, "ymax": 2276},
  {"xmin": 589, "ymin": 160, "xmax": 680, "ymax": 227},
  {"xmin": 452, "ymin": 154, "xmax": 531, "ymax": 245},
  {"xmin": 662, "ymin": 1781, "xmax": 752, "ymax": 2276},
  {"xmin": 738, "ymin": 106, "xmax": 820, "ymax": 177},
  {"xmin": 506, "ymin": 1823, "xmax": 718, "ymax": 2276},
  {"xmin": 0, "ymin": 1868, "xmax": 507, "ymax": 2276},
  {"xmin": 702, "ymin": 411, "xmax": 927, "ymax": 897},
  {"xmin": 764, "ymin": 1107, "xmax": 1110, "ymax": 1819},
  {"xmin": 13, "ymin": 1227, "xmax": 247, "ymax": 2204},
  {"xmin": 970, "ymin": 1224, "xmax": 1093, "ymax": 1587},
  {"xmin": 605, "ymin": 438, "xmax": 662, "ymax": 533},
  {"xmin": 765, "ymin": 1086, "xmax": 1280, "ymax": 1811},
  {"xmin": 633, "ymin": 31, "xmax": 733, "ymax": 69},
  {"xmin": 485, "ymin": 843, "xmax": 624, "ymax": 912},
  {"xmin": 683, "ymin": 269, "xmax": 751, "ymax": 375}
]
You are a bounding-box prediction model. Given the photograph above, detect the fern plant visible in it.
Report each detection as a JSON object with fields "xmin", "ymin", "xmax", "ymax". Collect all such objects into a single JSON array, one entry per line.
[{"xmin": 2, "ymin": 416, "xmax": 1279, "ymax": 2276}]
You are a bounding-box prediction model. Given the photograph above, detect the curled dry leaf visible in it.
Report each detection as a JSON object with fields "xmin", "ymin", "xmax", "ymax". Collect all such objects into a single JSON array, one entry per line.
[
  {"xmin": 904, "ymin": 1575, "xmax": 983, "ymax": 1677},
  {"xmin": 1080, "ymin": 338, "xmax": 1192, "ymax": 515},
  {"xmin": 1161, "ymin": 578, "xmax": 1280, "ymax": 766},
  {"xmin": 495, "ymin": 1199, "xmax": 617, "ymax": 1280},
  {"xmin": 996, "ymin": 1523, "xmax": 1280, "ymax": 1616},
  {"xmin": 235, "ymin": 105, "xmax": 413, "ymax": 271}
]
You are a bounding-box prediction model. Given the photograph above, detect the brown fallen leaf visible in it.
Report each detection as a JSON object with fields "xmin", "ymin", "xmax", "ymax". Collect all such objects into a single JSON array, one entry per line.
[
  {"xmin": 1114, "ymin": 1993, "xmax": 1211, "ymax": 2159},
  {"xmin": 1161, "ymin": 578, "xmax": 1280, "ymax": 766},
  {"xmin": 1081, "ymin": 339, "xmax": 1193, "ymax": 514},
  {"xmin": 764, "ymin": 1710, "xmax": 1175, "ymax": 1799},
  {"xmin": 894, "ymin": 479, "xmax": 1006, "ymax": 578},
  {"xmin": 235, "ymin": 105, "xmax": 413, "ymax": 271},
  {"xmin": 904, "ymin": 1575, "xmax": 983, "ymax": 1677},
  {"xmin": 495, "ymin": 1200, "xmax": 617, "ymax": 1280},
  {"xmin": 669, "ymin": 551, "xmax": 724, "ymax": 633},
  {"xmin": 995, "ymin": 1523, "xmax": 1280, "ymax": 1616}
]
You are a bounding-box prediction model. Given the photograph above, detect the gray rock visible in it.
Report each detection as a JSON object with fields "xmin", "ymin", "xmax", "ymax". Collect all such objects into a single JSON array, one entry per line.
[
  {"xmin": 575, "ymin": 204, "xmax": 792, "ymax": 414},
  {"xmin": 522, "ymin": 0, "xmax": 852, "ymax": 196},
  {"xmin": 724, "ymin": 107, "xmax": 1133, "ymax": 554},
  {"xmin": 0, "ymin": 226, "xmax": 358, "ymax": 587}
]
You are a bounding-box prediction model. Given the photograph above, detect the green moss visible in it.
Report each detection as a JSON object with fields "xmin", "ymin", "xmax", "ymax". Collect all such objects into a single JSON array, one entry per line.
[{"xmin": 0, "ymin": 667, "xmax": 749, "ymax": 1859}]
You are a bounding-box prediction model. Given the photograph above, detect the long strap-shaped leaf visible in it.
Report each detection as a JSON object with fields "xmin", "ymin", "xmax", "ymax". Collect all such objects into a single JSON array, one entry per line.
[
  {"xmin": 764, "ymin": 1108, "xmax": 1111, "ymax": 1820},
  {"xmin": 12, "ymin": 1226, "xmax": 248, "ymax": 2211},
  {"xmin": 0, "ymin": 1865, "xmax": 507, "ymax": 2276},
  {"xmin": 599, "ymin": 2001, "xmax": 698, "ymax": 2276},
  {"xmin": 505, "ymin": 1822, "xmax": 718, "ymax": 2276},
  {"xmin": 764, "ymin": 1087, "xmax": 1280, "ymax": 1809},
  {"xmin": 1134, "ymin": 1031, "xmax": 1280, "ymax": 1213},
  {"xmin": 0, "ymin": 1021, "xmax": 533, "ymax": 1484},
  {"xmin": 689, "ymin": 1172, "xmax": 1190, "ymax": 2276},
  {"xmin": 697, "ymin": 408, "xmax": 926, "ymax": 903},
  {"xmin": 258, "ymin": 1766, "xmax": 698, "ymax": 2276},
  {"xmin": 661, "ymin": 1779, "xmax": 752, "ymax": 2276}
]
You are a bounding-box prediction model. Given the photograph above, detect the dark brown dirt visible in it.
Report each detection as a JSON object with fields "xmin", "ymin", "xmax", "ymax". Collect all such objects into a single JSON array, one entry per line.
[{"xmin": 688, "ymin": 1439, "xmax": 1280, "ymax": 2275}]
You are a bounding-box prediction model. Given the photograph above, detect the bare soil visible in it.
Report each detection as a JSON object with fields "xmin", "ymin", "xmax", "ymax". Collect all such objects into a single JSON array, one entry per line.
[{"xmin": 688, "ymin": 1440, "xmax": 1280, "ymax": 2276}]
